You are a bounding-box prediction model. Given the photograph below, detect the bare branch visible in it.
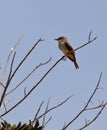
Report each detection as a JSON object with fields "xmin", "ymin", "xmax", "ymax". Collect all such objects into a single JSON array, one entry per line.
[
  {"xmin": 0, "ymin": 32, "xmax": 97, "ymax": 118},
  {"xmin": 0, "ymin": 34, "xmax": 24, "ymax": 88},
  {"xmin": 0, "ymin": 97, "xmax": 13, "ymax": 110},
  {"xmin": 5, "ymin": 57, "xmax": 52, "ymax": 96},
  {"xmin": 11, "ymin": 34, "xmax": 24, "ymax": 51},
  {"xmin": 88, "ymin": 30, "xmax": 92, "ymax": 41},
  {"xmin": 3, "ymin": 101, "xmax": 7, "ymax": 112},
  {"xmin": 0, "ymin": 82, "xmax": 5, "ymax": 88},
  {"xmin": 0, "ymin": 50, "xmax": 65, "ymax": 117},
  {"xmin": 33, "ymin": 101, "xmax": 44, "ymax": 122},
  {"xmin": 79, "ymin": 103, "xmax": 106, "ymax": 130},
  {"xmin": 36, "ymin": 95, "xmax": 73, "ymax": 120},
  {"xmin": 44, "ymin": 116, "xmax": 52, "ymax": 127},
  {"xmin": 24, "ymin": 86, "xmax": 27, "ymax": 96},
  {"xmin": 42, "ymin": 98, "xmax": 51, "ymax": 126},
  {"xmin": 0, "ymin": 52, "xmax": 16, "ymax": 108},
  {"xmin": 74, "ymin": 30, "xmax": 97, "ymax": 52},
  {"xmin": 85, "ymin": 101, "xmax": 104, "ymax": 111},
  {"xmin": 83, "ymin": 72, "xmax": 102, "ymax": 109},
  {"xmin": 62, "ymin": 72, "xmax": 102, "ymax": 130},
  {"xmin": 9, "ymin": 38, "xmax": 44, "ymax": 82}
]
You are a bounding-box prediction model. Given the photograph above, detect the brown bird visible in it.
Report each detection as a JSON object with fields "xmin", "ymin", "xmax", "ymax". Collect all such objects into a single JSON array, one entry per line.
[{"xmin": 55, "ymin": 36, "xmax": 79, "ymax": 69}]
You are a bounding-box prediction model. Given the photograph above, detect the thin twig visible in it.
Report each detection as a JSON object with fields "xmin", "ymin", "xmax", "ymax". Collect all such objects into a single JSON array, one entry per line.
[
  {"xmin": 42, "ymin": 98, "xmax": 51, "ymax": 126},
  {"xmin": 88, "ymin": 30, "xmax": 92, "ymax": 41},
  {"xmin": 74, "ymin": 31, "xmax": 97, "ymax": 52},
  {"xmin": 78, "ymin": 103, "xmax": 106, "ymax": 130},
  {"xmin": 9, "ymin": 38, "xmax": 44, "ymax": 82},
  {"xmin": 62, "ymin": 72, "xmax": 102, "ymax": 130},
  {"xmin": 0, "ymin": 52, "xmax": 16, "ymax": 108},
  {"xmin": 0, "ymin": 97, "xmax": 13, "ymax": 110},
  {"xmin": 44, "ymin": 116, "xmax": 52, "ymax": 127},
  {"xmin": 0, "ymin": 82, "xmax": 5, "ymax": 88},
  {"xmin": 85, "ymin": 101, "xmax": 104, "ymax": 110},
  {"xmin": 33, "ymin": 101, "xmax": 44, "ymax": 122},
  {"xmin": 3, "ymin": 102, "xmax": 7, "ymax": 112},
  {"xmin": 0, "ymin": 34, "xmax": 24, "ymax": 88},
  {"xmin": 24, "ymin": 86, "xmax": 27, "ymax": 96},
  {"xmin": 36, "ymin": 95, "xmax": 73, "ymax": 120},
  {"xmin": 5, "ymin": 57, "xmax": 51, "ymax": 96},
  {"xmin": 0, "ymin": 32, "xmax": 97, "ymax": 117}
]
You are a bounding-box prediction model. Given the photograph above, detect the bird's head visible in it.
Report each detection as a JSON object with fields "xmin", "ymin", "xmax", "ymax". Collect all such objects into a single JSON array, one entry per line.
[{"xmin": 55, "ymin": 36, "xmax": 67, "ymax": 43}]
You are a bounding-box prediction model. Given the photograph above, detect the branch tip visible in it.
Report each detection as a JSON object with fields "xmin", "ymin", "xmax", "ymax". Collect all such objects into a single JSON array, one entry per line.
[
  {"xmin": 88, "ymin": 30, "xmax": 92, "ymax": 41},
  {"xmin": 39, "ymin": 38, "xmax": 44, "ymax": 41}
]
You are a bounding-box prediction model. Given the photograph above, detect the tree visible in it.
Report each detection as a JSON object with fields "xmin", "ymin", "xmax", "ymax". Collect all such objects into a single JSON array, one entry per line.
[{"xmin": 0, "ymin": 31, "xmax": 106, "ymax": 130}]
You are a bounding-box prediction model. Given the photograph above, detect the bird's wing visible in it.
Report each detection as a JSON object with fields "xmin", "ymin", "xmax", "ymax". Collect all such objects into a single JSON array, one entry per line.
[{"xmin": 64, "ymin": 42, "xmax": 75, "ymax": 55}]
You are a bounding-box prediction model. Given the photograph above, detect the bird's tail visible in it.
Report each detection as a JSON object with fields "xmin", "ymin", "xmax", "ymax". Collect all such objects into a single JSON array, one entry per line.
[{"xmin": 74, "ymin": 61, "xmax": 79, "ymax": 69}]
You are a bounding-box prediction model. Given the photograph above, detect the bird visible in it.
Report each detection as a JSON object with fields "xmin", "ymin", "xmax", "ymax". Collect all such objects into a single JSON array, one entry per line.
[{"xmin": 55, "ymin": 36, "xmax": 79, "ymax": 69}]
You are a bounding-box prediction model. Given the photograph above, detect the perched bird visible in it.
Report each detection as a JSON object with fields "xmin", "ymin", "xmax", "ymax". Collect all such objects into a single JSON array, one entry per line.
[{"xmin": 55, "ymin": 36, "xmax": 79, "ymax": 69}]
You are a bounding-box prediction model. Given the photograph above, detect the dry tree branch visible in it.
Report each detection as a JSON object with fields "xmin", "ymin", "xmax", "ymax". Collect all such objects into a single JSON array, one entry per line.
[
  {"xmin": 33, "ymin": 101, "xmax": 44, "ymax": 122},
  {"xmin": 85, "ymin": 101, "xmax": 104, "ymax": 110},
  {"xmin": 3, "ymin": 102, "xmax": 7, "ymax": 112},
  {"xmin": 9, "ymin": 38, "xmax": 44, "ymax": 83},
  {"xmin": 0, "ymin": 34, "xmax": 24, "ymax": 88},
  {"xmin": 0, "ymin": 31, "xmax": 97, "ymax": 117},
  {"xmin": 83, "ymin": 72, "xmax": 102, "ymax": 109},
  {"xmin": 0, "ymin": 97, "xmax": 13, "ymax": 110},
  {"xmin": 42, "ymin": 98, "xmax": 51, "ymax": 126},
  {"xmin": 78, "ymin": 103, "xmax": 107, "ymax": 130},
  {"xmin": 5, "ymin": 57, "xmax": 52, "ymax": 96},
  {"xmin": 0, "ymin": 82, "xmax": 5, "ymax": 88},
  {"xmin": 0, "ymin": 52, "xmax": 16, "ymax": 108},
  {"xmin": 32, "ymin": 96, "xmax": 71, "ymax": 129},
  {"xmin": 0, "ymin": 56, "xmax": 63, "ymax": 116},
  {"xmin": 74, "ymin": 30, "xmax": 97, "ymax": 52},
  {"xmin": 24, "ymin": 86, "xmax": 27, "ymax": 96},
  {"xmin": 44, "ymin": 116, "xmax": 52, "ymax": 127},
  {"xmin": 62, "ymin": 72, "xmax": 102, "ymax": 130},
  {"xmin": 0, "ymin": 38, "xmax": 44, "ymax": 112},
  {"xmin": 36, "ymin": 95, "xmax": 73, "ymax": 121}
]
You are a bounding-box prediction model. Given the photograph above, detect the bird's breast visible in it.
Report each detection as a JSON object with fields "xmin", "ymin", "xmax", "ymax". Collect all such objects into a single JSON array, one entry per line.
[{"xmin": 58, "ymin": 43, "xmax": 69, "ymax": 54}]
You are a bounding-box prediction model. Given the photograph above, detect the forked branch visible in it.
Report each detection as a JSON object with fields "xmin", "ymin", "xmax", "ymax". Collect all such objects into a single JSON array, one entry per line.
[{"xmin": 61, "ymin": 72, "xmax": 106, "ymax": 130}]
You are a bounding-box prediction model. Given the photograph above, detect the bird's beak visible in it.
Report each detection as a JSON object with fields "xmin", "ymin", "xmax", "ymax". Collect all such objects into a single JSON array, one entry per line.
[{"xmin": 54, "ymin": 38, "xmax": 58, "ymax": 41}]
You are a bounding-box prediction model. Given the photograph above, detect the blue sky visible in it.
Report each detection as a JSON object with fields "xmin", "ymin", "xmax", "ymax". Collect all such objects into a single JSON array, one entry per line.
[{"xmin": 0, "ymin": 0, "xmax": 107, "ymax": 130}]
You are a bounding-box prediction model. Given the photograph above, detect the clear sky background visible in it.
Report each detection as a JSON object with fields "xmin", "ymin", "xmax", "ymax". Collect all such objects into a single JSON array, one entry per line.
[{"xmin": 0, "ymin": 0, "xmax": 107, "ymax": 130}]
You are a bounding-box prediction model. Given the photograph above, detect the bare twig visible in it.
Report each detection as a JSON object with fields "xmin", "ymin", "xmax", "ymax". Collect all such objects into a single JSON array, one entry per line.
[
  {"xmin": 85, "ymin": 101, "xmax": 104, "ymax": 110},
  {"xmin": 3, "ymin": 102, "xmax": 7, "ymax": 112},
  {"xmin": 42, "ymin": 98, "xmax": 51, "ymax": 126},
  {"xmin": 62, "ymin": 72, "xmax": 102, "ymax": 130},
  {"xmin": 5, "ymin": 57, "xmax": 52, "ymax": 96},
  {"xmin": 88, "ymin": 30, "xmax": 92, "ymax": 42},
  {"xmin": 0, "ymin": 34, "xmax": 24, "ymax": 88},
  {"xmin": 1, "ymin": 56, "xmax": 62, "ymax": 116},
  {"xmin": 0, "ymin": 98, "xmax": 13, "ymax": 111},
  {"xmin": 74, "ymin": 30, "xmax": 97, "ymax": 52},
  {"xmin": 83, "ymin": 72, "xmax": 102, "ymax": 109},
  {"xmin": 0, "ymin": 32, "xmax": 97, "ymax": 117},
  {"xmin": 33, "ymin": 101, "xmax": 44, "ymax": 122},
  {"xmin": 79, "ymin": 103, "xmax": 106, "ymax": 130},
  {"xmin": 11, "ymin": 34, "xmax": 24, "ymax": 51},
  {"xmin": 0, "ymin": 82, "xmax": 5, "ymax": 88},
  {"xmin": 0, "ymin": 52, "xmax": 16, "ymax": 108},
  {"xmin": 36, "ymin": 95, "xmax": 73, "ymax": 120},
  {"xmin": 44, "ymin": 116, "xmax": 52, "ymax": 127},
  {"xmin": 9, "ymin": 38, "xmax": 44, "ymax": 83},
  {"xmin": 24, "ymin": 86, "xmax": 27, "ymax": 96}
]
